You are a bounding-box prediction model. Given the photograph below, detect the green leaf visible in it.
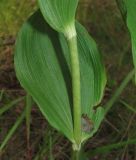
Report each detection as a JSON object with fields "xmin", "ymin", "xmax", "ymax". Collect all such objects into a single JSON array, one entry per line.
[
  {"xmin": 14, "ymin": 10, "xmax": 106, "ymax": 143},
  {"xmin": 122, "ymin": 0, "xmax": 136, "ymax": 81},
  {"xmin": 38, "ymin": 0, "xmax": 79, "ymax": 34},
  {"xmin": 81, "ymin": 107, "xmax": 105, "ymax": 141},
  {"xmin": 15, "ymin": 11, "xmax": 74, "ymax": 142}
]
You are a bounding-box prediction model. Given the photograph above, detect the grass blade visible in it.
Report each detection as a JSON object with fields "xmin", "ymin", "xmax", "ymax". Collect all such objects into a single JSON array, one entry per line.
[
  {"xmin": 0, "ymin": 109, "xmax": 25, "ymax": 153},
  {"xmin": 105, "ymin": 69, "xmax": 134, "ymax": 114},
  {"xmin": 86, "ymin": 138, "xmax": 136, "ymax": 157},
  {"xmin": 120, "ymin": 100, "xmax": 136, "ymax": 114},
  {"xmin": 0, "ymin": 97, "xmax": 24, "ymax": 116}
]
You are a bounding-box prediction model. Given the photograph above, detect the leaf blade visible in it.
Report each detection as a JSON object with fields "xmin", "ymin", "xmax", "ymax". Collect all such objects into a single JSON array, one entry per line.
[
  {"xmin": 118, "ymin": 0, "xmax": 136, "ymax": 81},
  {"xmin": 15, "ymin": 11, "xmax": 74, "ymax": 142},
  {"xmin": 14, "ymin": 10, "xmax": 106, "ymax": 142},
  {"xmin": 38, "ymin": 0, "xmax": 79, "ymax": 33}
]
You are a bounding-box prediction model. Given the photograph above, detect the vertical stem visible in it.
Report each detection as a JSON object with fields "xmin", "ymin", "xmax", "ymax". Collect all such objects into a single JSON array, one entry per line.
[
  {"xmin": 26, "ymin": 94, "xmax": 32, "ymax": 144},
  {"xmin": 72, "ymin": 149, "xmax": 80, "ymax": 160},
  {"xmin": 49, "ymin": 132, "xmax": 54, "ymax": 160},
  {"xmin": 66, "ymin": 25, "xmax": 81, "ymax": 147}
]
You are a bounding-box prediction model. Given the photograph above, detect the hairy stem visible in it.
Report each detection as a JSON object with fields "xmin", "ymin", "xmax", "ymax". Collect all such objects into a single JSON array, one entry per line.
[
  {"xmin": 66, "ymin": 24, "xmax": 81, "ymax": 147},
  {"xmin": 72, "ymin": 149, "xmax": 80, "ymax": 160}
]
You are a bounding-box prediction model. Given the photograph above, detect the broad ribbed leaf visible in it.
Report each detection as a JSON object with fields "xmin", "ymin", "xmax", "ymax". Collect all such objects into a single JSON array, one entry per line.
[
  {"xmin": 14, "ymin": 11, "xmax": 106, "ymax": 142},
  {"xmin": 15, "ymin": 11, "xmax": 74, "ymax": 142},
  {"xmin": 125, "ymin": 0, "xmax": 136, "ymax": 81},
  {"xmin": 38, "ymin": 0, "xmax": 79, "ymax": 33},
  {"xmin": 118, "ymin": 0, "xmax": 136, "ymax": 81}
]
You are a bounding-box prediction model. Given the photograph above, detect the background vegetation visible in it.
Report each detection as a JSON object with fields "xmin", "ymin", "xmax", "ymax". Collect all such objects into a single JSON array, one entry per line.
[{"xmin": 0, "ymin": 0, "xmax": 136, "ymax": 159}]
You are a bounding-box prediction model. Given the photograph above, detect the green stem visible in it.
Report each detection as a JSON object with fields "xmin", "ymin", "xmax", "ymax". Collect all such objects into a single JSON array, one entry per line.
[
  {"xmin": 72, "ymin": 149, "xmax": 80, "ymax": 160},
  {"xmin": 49, "ymin": 132, "xmax": 54, "ymax": 160},
  {"xmin": 66, "ymin": 25, "xmax": 81, "ymax": 147},
  {"xmin": 26, "ymin": 94, "xmax": 32, "ymax": 147}
]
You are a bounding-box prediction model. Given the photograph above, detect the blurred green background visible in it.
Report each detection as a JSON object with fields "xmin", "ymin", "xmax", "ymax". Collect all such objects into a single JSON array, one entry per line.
[{"xmin": 0, "ymin": 0, "xmax": 136, "ymax": 160}]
